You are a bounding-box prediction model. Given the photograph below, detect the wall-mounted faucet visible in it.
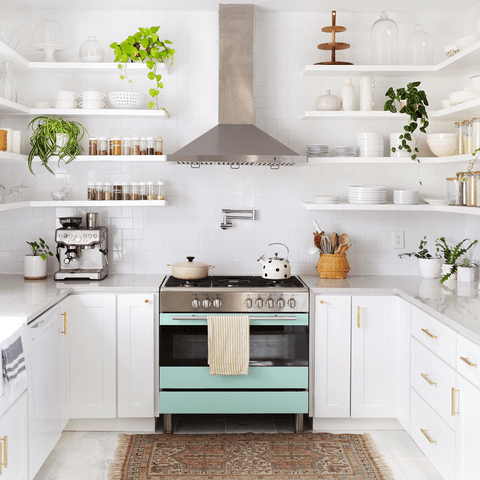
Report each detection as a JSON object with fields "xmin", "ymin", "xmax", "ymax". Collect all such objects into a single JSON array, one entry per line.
[{"xmin": 221, "ymin": 209, "xmax": 256, "ymax": 230}]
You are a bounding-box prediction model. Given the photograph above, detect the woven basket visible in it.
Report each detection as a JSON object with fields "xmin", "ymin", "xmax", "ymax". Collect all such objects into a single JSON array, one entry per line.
[{"xmin": 316, "ymin": 253, "xmax": 350, "ymax": 279}]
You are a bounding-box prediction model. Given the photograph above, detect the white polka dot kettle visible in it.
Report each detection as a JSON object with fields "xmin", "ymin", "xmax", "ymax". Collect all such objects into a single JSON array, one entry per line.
[{"xmin": 257, "ymin": 243, "xmax": 291, "ymax": 280}]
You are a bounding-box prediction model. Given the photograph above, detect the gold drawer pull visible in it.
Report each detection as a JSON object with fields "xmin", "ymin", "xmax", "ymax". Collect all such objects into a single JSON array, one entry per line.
[
  {"xmin": 460, "ymin": 356, "xmax": 476, "ymax": 367},
  {"xmin": 61, "ymin": 312, "xmax": 67, "ymax": 335},
  {"xmin": 357, "ymin": 306, "xmax": 361, "ymax": 328},
  {"xmin": 452, "ymin": 388, "xmax": 459, "ymax": 416},
  {"xmin": 320, "ymin": 300, "xmax": 325, "ymax": 304},
  {"xmin": 0, "ymin": 435, "xmax": 7, "ymax": 473},
  {"xmin": 421, "ymin": 373, "xmax": 437, "ymax": 386},
  {"xmin": 421, "ymin": 328, "xmax": 437, "ymax": 339},
  {"xmin": 420, "ymin": 429, "xmax": 436, "ymax": 444},
  {"xmin": 145, "ymin": 299, "xmax": 149, "ymax": 303}
]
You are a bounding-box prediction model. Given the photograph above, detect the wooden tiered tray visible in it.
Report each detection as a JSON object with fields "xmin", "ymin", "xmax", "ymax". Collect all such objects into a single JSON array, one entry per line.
[{"xmin": 315, "ymin": 11, "xmax": 353, "ymax": 65}]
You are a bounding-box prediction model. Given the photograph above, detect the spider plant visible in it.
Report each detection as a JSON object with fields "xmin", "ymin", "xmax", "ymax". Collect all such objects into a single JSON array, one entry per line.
[{"xmin": 27, "ymin": 116, "xmax": 87, "ymax": 175}]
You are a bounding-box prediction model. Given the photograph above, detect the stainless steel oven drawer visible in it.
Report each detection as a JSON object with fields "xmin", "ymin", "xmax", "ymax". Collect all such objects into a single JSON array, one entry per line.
[{"xmin": 160, "ymin": 366, "xmax": 308, "ymax": 389}]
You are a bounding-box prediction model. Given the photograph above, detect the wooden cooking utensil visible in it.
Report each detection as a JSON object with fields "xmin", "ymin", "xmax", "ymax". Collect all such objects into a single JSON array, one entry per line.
[
  {"xmin": 330, "ymin": 232, "xmax": 338, "ymax": 252},
  {"xmin": 335, "ymin": 233, "xmax": 350, "ymax": 254}
]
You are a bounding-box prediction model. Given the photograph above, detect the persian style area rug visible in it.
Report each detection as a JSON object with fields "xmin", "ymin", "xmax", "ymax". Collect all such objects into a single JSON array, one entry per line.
[{"xmin": 108, "ymin": 432, "xmax": 393, "ymax": 480}]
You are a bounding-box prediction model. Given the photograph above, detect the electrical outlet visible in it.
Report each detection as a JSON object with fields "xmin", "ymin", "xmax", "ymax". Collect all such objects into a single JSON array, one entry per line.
[{"xmin": 393, "ymin": 231, "xmax": 405, "ymax": 249}]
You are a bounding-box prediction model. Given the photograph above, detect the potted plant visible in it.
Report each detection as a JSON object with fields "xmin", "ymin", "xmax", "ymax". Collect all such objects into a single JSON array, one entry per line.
[
  {"xmin": 435, "ymin": 237, "xmax": 478, "ymax": 283},
  {"xmin": 399, "ymin": 236, "xmax": 442, "ymax": 278},
  {"xmin": 384, "ymin": 81, "xmax": 429, "ymax": 162},
  {"xmin": 27, "ymin": 116, "xmax": 87, "ymax": 175},
  {"xmin": 110, "ymin": 26, "xmax": 175, "ymax": 111},
  {"xmin": 24, "ymin": 238, "xmax": 54, "ymax": 280},
  {"xmin": 455, "ymin": 257, "xmax": 478, "ymax": 283}
]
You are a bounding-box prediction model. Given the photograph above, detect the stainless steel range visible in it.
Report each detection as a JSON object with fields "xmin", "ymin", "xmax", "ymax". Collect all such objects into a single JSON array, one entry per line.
[{"xmin": 159, "ymin": 275, "xmax": 309, "ymax": 433}]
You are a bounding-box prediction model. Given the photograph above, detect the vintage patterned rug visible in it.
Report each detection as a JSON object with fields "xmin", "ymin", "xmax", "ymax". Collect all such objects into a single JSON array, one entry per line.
[{"xmin": 108, "ymin": 432, "xmax": 393, "ymax": 480}]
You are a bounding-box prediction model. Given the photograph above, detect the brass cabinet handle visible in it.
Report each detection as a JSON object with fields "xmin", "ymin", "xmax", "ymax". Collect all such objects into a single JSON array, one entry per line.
[
  {"xmin": 452, "ymin": 388, "xmax": 459, "ymax": 416},
  {"xmin": 357, "ymin": 306, "xmax": 361, "ymax": 328},
  {"xmin": 420, "ymin": 429, "xmax": 436, "ymax": 444},
  {"xmin": 0, "ymin": 435, "xmax": 8, "ymax": 473},
  {"xmin": 320, "ymin": 300, "xmax": 325, "ymax": 304},
  {"xmin": 61, "ymin": 312, "xmax": 67, "ymax": 335},
  {"xmin": 420, "ymin": 373, "xmax": 437, "ymax": 386},
  {"xmin": 421, "ymin": 328, "xmax": 437, "ymax": 339},
  {"xmin": 460, "ymin": 356, "xmax": 477, "ymax": 367},
  {"xmin": 145, "ymin": 299, "xmax": 149, "ymax": 303}
]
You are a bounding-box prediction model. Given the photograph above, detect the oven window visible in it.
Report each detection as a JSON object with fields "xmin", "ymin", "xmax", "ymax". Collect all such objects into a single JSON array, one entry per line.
[{"xmin": 159, "ymin": 325, "xmax": 308, "ymax": 366}]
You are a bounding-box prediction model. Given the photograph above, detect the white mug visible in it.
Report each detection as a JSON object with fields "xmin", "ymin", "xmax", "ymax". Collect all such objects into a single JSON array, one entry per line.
[
  {"xmin": 52, "ymin": 100, "xmax": 78, "ymax": 109},
  {"xmin": 53, "ymin": 91, "xmax": 78, "ymax": 100},
  {"xmin": 79, "ymin": 91, "xmax": 105, "ymax": 100},
  {"xmin": 79, "ymin": 101, "xmax": 105, "ymax": 109}
]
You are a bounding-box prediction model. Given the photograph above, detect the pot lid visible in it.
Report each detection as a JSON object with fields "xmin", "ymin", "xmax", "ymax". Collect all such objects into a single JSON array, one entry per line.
[{"xmin": 172, "ymin": 256, "xmax": 212, "ymax": 268}]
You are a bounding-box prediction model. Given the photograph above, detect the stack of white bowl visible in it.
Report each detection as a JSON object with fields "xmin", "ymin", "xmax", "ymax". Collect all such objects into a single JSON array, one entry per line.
[
  {"xmin": 79, "ymin": 90, "xmax": 105, "ymax": 109},
  {"xmin": 426, "ymin": 133, "xmax": 456, "ymax": 157},
  {"xmin": 52, "ymin": 90, "xmax": 78, "ymax": 109},
  {"xmin": 307, "ymin": 144, "xmax": 329, "ymax": 157},
  {"xmin": 334, "ymin": 145, "xmax": 356, "ymax": 157},
  {"xmin": 390, "ymin": 133, "xmax": 411, "ymax": 157},
  {"xmin": 357, "ymin": 133, "xmax": 383, "ymax": 157},
  {"xmin": 313, "ymin": 195, "xmax": 340, "ymax": 204},
  {"xmin": 393, "ymin": 189, "xmax": 419, "ymax": 205},
  {"xmin": 348, "ymin": 186, "xmax": 386, "ymax": 204}
]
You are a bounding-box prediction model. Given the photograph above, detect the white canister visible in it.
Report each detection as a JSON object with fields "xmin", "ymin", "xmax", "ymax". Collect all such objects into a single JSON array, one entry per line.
[
  {"xmin": 457, "ymin": 266, "xmax": 475, "ymax": 282},
  {"xmin": 342, "ymin": 78, "xmax": 355, "ymax": 111},
  {"xmin": 441, "ymin": 263, "xmax": 457, "ymax": 281},
  {"xmin": 359, "ymin": 76, "xmax": 375, "ymax": 111}
]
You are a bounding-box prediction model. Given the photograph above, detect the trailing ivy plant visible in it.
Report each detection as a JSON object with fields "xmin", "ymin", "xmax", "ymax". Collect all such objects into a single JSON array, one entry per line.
[
  {"xmin": 26, "ymin": 238, "xmax": 54, "ymax": 261},
  {"xmin": 384, "ymin": 81, "xmax": 429, "ymax": 162},
  {"xmin": 110, "ymin": 26, "xmax": 175, "ymax": 111},
  {"xmin": 435, "ymin": 237, "xmax": 478, "ymax": 282},
  {"xmin": 398, "ymin": 236, "xmax": 440, "ymax": 259},
  {"xmin": 27, "ymin": 116, "xmax": 87, "ymax": 175}
]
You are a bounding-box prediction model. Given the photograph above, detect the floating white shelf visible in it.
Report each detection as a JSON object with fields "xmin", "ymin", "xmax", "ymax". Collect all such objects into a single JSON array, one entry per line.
[
  {"xmin": 0, "ymin": 200, "xmax": 167, "ymax": 212},
  {"xmin": 307, "ymin": 154, "xmax": 472, "ymax": 164},
  {"xmin": 0, "ymin": 41, "xmax": 169, "ymax": 75},
  {"xmin": 0, "ymin": 153, "xmax": 167, "ymax": 163},
  {"xmin": 0, "ymin": 152, "xmax": 28, "ymax": 162},
  {"xmin": 301, "ymin": 41, "xmax": 480, "ymax": 77}
]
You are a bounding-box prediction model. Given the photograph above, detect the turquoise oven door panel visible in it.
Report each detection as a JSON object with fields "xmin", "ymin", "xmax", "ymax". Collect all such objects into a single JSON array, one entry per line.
[
  {"xmin": 159, "ymin": 391, "xmax": 308, "ymax": 414},
  {"xmin": 160, "ymin": 366, "xmax": 308, "ymax": 389}
]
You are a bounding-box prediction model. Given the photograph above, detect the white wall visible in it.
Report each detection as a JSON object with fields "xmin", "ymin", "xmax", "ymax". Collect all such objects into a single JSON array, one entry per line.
[{"xmin": 0, "ymin": 7, "xmax": 477, "ymax": 277}]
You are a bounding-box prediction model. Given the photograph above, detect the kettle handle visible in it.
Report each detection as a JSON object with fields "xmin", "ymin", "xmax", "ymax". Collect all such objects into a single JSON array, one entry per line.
[{"xmin": 267, "ymin": 243, "xmax": 289, "ymax": 260}]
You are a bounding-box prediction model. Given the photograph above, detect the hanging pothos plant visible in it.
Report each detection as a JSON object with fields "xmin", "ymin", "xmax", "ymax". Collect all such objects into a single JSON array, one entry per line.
[
  {"xmin": 384, "ymin": 81, "xmax": 429, "ymax": 162},
  {"xmin": 110, "ymin": 26, "xmax": 175, "ymax": 111}
]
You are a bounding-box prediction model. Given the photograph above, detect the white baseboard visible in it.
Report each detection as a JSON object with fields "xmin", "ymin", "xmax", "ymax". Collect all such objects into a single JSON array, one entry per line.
[
  {"xmin": 312, "ymin": 417, "xmax": 403, "ymax": 432},
  {"xmin": 65, "ymin": 417, "xmax": 156, "ymax": 432}
]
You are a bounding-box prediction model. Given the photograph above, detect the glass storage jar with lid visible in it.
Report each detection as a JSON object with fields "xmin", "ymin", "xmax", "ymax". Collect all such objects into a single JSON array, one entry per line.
[
  {"xmin": 155, "ymin": 136, "xmax": 163, "ymax": 155},
  {"xmin": 131, "ymin": 182, "xmax": 140, "ymax": 200},
  {"xmin": 406, "ymin": 24, "xmax": 433, "ymax": 65},
  {"xmin": 104, "ymin": 182, "xmax": 113, "ymax": 200},
  {"xmin": 122, "ymin": 182, "xmax": 131, "ymax": 200},
  {"xmin": 95, "ymin": 182, "xmax": 105, "ymax": 200},
  {"xmin": 98, "ymin": 137, "xmax": 108, "ymax": 155},
  {"xmin": 122, "ymin": 137, "xmax": 131, "ymax": 155},
  {"xmin": 155, "ymin": 178, "xmax": 165, "ymax": 200},
  {"xmin": 370, "ymin": 11, "xmax": 399, "ymax": 65},
  {"xmin": 132, "ymin": 135, "xmax": 140, "ymax": 155},
  {"xmin": 147, "ymin": 181, "xmax": 155, "ymax": 200}
]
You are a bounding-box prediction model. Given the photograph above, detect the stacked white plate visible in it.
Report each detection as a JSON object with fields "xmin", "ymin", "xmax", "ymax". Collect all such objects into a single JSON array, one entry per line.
[
  {"xmin": 393, "ymin": 189, "xmax": 419, "ymax": 205},
  {"xmin": 334, "ymin": 145, "xmax": 356, "ymax": 157},
  {"xmin": 313, "ymin": 195, "xmax": 340, "ymax": 204},
  {"xmin": 348, "ymin": 185, "xmax": 386, "ymax": 204},
  {"xmin": 357, "ymin": 133, "xmax": 384, "ymax": 157},
  {"xmin": 449, "ymin": 90, "xmax": 480, "ymax": 106},
  {"xmin": 307, "ymin": 144, "xmax": 329, "ymax": 157}
]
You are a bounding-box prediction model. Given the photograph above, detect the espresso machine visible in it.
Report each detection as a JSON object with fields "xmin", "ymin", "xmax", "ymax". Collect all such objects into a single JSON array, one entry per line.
[{"xmin": 54, "ymin": 213, "xmax": 108, "ymax": 280}]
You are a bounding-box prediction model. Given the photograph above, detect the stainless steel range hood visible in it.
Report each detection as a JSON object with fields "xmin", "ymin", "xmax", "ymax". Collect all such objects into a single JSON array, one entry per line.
[{"xmin": 167, "ymin": 4, "xmax": 305, "ymax": 167}]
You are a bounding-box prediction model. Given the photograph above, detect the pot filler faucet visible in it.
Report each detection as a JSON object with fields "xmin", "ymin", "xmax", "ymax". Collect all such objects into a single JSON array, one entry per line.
[{"xmin": 220, "ymin": 209, "xmax": 256, "ymax": 229}]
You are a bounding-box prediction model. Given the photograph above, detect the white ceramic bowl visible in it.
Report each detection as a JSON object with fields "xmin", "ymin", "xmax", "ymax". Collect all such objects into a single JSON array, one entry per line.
[
  {"xmin": 79, "ymin": 90, "xmax": 105, "ymax": 100},
  {"xmin": 427, "ymin": 133, "xmax": 455, "ymax": 140},
  {"xmin": 428, "ymin": 143, "xmax": 456, "ymax": 157},
  {"xmin": 53, "ymin": 90, "xmax": 77, "ymax": 100},
  {"xmin": 454, "ymin": 36, "xmax": 479, "ymax": 51},
  {"xmin": 79, "ymin": 100, "xmax": 105, "ymax": 109}
]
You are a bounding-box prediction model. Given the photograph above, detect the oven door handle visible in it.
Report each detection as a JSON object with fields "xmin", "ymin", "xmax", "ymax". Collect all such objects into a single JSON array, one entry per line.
[{"xmin": 171, "ymin": 315, "xmax": 298, "ymax": 322}]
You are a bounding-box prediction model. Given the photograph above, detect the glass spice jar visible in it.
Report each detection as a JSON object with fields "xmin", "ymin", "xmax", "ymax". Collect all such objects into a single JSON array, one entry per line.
[
  {"xmin": 139, "ymin": 182, "xmax": 147, "ymax": 200},
  {"xmin": 113, "ymin": 183, "xmax": 123, "ymax": 200},
  {"xmin": 87, "ymin": 182, "xmax": 96, "ymax": 200},
  {"xmin": 132, "ymin": 136, "xmax": 140, "ymax": 155},
  {"xmin": 89, "ymin": 137, "xmax": 97, "ymax": 155},
  {"xmin": 122, "ymin": 182, "xmax": 131, "ymax": 200},
  {"xmin": 155, "ymin": 136, "xmax": 163, "ymax": 155},
  {"xmin": 146, "ymin": 137, "xmax": 154, "ymax": 155},
  {"xmin": 473, "ymin": 118, "xmax": 480, "ymax": 152},
  {"xmin": 454, "ymin": 122, "xmax": 460, "ymax": 155},
  {"xmin": 458, "ymin": 122, "xmax": 466, "ymax": 155},
  {"xmin": 147, "ymin": 181, "xmax": 155, "ymax": 200},
  {"xmin": 98, "ymin": 137, "xmax": 108, "ymax": 155},
  {"xmin": 122, "ymin": 137, "xmax": 131, "ymax": 155},
  {"xmin": 465, "ymin": 121, "xmax": 473, "ymax": 154},
  {"xmin": 467, "ymin": 173, "xmax": 477, "ymax": 207},
  {"xmin": 104, "ymin": 182, "xmax": 113, "ymax": 201},
  {"xmin": 131, "ymin": 182, "xmax": 140, "ymax": 200},
  {"xmin": 96, "ymin": 182, "xmax": 105, "ymax": 201},
  {"xmin": 155, "ymin": 178, "xmax": 165, "ymax": 200},
  {"xmin": 112, "ymin": 136, "xmax": 121, "ymax": 155},
  {"xmin": 109, "ymin": 137, "xmax": 113, "ymax": 156},
  {"xmin": 140, "ymin": 137, "xmax": 147, "ymax": 155}
]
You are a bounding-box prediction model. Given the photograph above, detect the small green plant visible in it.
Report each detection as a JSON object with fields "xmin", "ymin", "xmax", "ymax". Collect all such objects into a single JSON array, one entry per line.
[
  {"xmin": 28, "ymin": 116, "xmax": 87, "ymax": 175},
  {"xmin": 435, "ymin": 237, "xmax": 478, "ymax": 282},
  {"xmin": 111, "ymin": 26, "xmax": 175, "ymax": 111},
  {"xmin": 458, "ymin": 257, "xmax": 478, "ymax": 268},
  {"xmin": 384, "ymin": 81, "xmax": 429, "ymax": 162},
  {"xmin": 398, "ymin": 236, "xmax": 440, "ymax": 259},
  {"xmin": 26, "ymin": 238, "xmax": 54, "ymax": 261}
]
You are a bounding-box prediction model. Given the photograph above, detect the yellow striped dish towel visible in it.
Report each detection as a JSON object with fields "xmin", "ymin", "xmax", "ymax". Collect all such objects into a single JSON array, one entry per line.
[{"xmin": 207, "ymin": 315, "xmax": 250, "ymax": 375}]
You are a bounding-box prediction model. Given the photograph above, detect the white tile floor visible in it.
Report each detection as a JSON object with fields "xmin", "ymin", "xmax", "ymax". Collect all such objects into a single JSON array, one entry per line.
[{"xmin": 34, "ymin": 414, "xmax": 444, "ymax": 480}]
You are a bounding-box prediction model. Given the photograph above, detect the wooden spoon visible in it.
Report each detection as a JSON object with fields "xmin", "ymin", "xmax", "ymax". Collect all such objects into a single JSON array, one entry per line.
[
  {"xmin": 330, "ymin": 232, "xmax": 338, "ymax": 252},
  {"xmin": 335, "ymin": 233, "xmax": 350, "ymax": 254}
]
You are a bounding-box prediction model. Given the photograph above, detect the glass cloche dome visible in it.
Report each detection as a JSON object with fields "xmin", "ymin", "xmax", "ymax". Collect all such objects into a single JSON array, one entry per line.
[{"xmin": 370, "ymin": 11, "xmax": 399, "ymax": 65}]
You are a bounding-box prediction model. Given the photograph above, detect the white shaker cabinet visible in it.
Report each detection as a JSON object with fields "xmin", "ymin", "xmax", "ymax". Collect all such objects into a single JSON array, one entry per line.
[
  {"xmin": 68, "ymin": 294, "xmax": 116, "ymax": 418},
  {"xmin": 117, "ymin": 294, "xmax": 155, "ymax": 418},
  {"xmin": 351, "ymin": 296, "xmax": 399, "ymax": 418},
  {"xmin": 58, "ymin": 298, "xmax": 70, "ymax": 430}
]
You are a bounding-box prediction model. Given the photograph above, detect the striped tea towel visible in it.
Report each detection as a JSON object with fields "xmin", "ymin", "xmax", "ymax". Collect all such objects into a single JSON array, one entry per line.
[
  {"xmin": 207, "ymin": 315, "xmax": 249, "ymax": 375},
  {"xmin": 2, "ymin": 335, "xmax": 26, "ymax": 384}
]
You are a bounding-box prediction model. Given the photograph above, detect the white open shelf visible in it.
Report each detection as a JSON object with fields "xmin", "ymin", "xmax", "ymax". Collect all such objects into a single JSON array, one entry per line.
[
  {"xmin": 301, "ymin": 41, "xmax": 480, "ymax": 77},
  {"xmin": 307, "ymin": 154, "xmax": 472, "ymax": 164},
  {"xmin": 0, "ymin": 200, "xmax": 167, "ymax": 212},
  {"xmin": 0, "ymin": 153, "xmax": 167, "ymax": 163}
]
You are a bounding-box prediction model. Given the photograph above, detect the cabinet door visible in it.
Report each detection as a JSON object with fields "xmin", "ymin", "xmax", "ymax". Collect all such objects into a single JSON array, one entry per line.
[
  {"xmin": 117, "ymin": 294, "xmax": 155, "ymax": 418},
  {"xmin": 0, "ymin": 392, "xmax": 28, "ymax": 480},
  {"xmin": 397, "ymin": 298, "xmax": 411, "ymax": 432},
  {"xmin": 68, "ymin": 295, "xmax": 116, "ymax": 418},
  {"xmin": 351, "ymin": 296, "xmax": 398, "ymax": 418},
  {"xmin": 314, "ymin": 295, "xmax": 351, "ymax": 418},
  {"xmin": 59, "ymin": 298, "xmax": 70, "ymax": 430},
  {"xmin": 456, "ymin": 374, "xmax": 480, "ymax": 480}
]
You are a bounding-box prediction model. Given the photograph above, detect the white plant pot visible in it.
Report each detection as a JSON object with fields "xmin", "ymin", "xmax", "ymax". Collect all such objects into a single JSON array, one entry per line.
[
  {"xmin": 441, "ymin": 263, "xmax": 457, "ymax": 281},
  {"xmin": 418, "ymin": 258, "xmax": 441, "ymax": 279},
  {"xmin": 55, "ymin": 133, "xmax": 69, "ymax": 154},
  {"xmin": 24, "ymin": 255, "xmax": 47, "ymax": 280},
  {"xmin": 457, "ymin": 266, "xmax": 475, "ymax": 283}
]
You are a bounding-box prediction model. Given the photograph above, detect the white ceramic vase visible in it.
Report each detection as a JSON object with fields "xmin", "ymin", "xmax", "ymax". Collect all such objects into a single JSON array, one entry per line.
[
  {"xmin": 315, "ymin": 90, "xmax": 342, "ymax": 111},
  {"xmin": 441, "ymin": 263, "xmax": 457, "ymax": 281},
  {"xmin": 24, "ymin": 255, "xmax": 47, "ymax": 280},
  {"xmin": 418, "ymin": 258, "xmax": 441, "ymax": 278},
  {"xmin": 457, "ymin": 266, "xmax": 475, "ymax": 282}
]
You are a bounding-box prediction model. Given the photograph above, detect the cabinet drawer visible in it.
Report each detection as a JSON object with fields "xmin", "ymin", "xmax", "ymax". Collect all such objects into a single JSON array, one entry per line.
[
  {"xmin": 410, "ymin": 388, "xmax": 455, "ymax": 480},
  {"xmin": 456, "ymin": 335, "xmax": 480, "ymax": 389},
  {"xmin": 411, "ymin": 339, "xmax": 456, "ymax": 430},
  {"xmin": 412, "ymin": 307, "xmax": 456, "ymax": 367}
]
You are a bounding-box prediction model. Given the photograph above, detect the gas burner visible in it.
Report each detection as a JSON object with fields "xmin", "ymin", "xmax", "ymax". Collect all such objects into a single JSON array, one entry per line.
[
  {"xmin": 212, "ymin": 276, "xmax": 256, "ymax": 288},
  {"xmin": 164, "ymin": 276, "xmax": 212, "ymax": 288}
]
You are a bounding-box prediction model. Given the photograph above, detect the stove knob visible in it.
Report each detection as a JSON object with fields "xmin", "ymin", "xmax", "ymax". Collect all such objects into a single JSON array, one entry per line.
[
  {"xmin": 74, "ymin": 235, "xmax": 82, "ymax": 242},
  {"xmin": 266, "ymin": 298, "xmax": 274, "ymax": 308},
  {"xmin": 191, "ymin": 299, "xmax": 201, "ymax": 308},
  {"xmin": 244, "ymin": 299, "xmax": 253, "ymax": 308},
  {"xmin": 255, "ymin": 298, "xmax": 263, "ymax": 308},
  {"xmin": 287, "ymin": 298, "xmax": 296, "ymax": 308},
  {"xmin": 213, "ymin": 299, "xmax": 222, "ymax": 308},
  {"xmin": 277, "ymin": 299, "xmax": 285, "ymax": 308},
  {"xmin": 202, "ymin": 299, "xmax": 211, "ymax": 308}
]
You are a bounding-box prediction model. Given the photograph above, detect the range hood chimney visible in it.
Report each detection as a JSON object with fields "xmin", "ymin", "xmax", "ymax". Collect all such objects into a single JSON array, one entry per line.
[{"xmin": 167, "ymin": 4, "xmax": 306, "ymax": 167}]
